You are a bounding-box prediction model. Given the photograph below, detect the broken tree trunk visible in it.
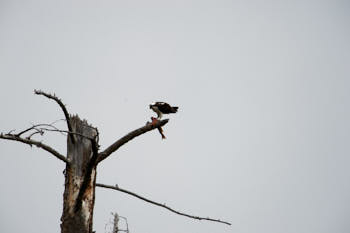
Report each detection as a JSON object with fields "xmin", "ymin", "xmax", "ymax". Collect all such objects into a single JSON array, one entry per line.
[{"xmin": 60, "ymin": 115, "xmax": 98, "ymax": 233}]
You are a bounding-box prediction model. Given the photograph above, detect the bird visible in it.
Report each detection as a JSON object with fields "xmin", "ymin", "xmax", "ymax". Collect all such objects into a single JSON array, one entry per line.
[{"xmin": 149, "ymin": 102, "xmax": 178, "ymax": 120}]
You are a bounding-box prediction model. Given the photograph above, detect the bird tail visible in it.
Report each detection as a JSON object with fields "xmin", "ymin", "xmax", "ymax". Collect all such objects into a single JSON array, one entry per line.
[{"xmin": 172, "ymin": 106, "xmax": 178, "ymax": 113}]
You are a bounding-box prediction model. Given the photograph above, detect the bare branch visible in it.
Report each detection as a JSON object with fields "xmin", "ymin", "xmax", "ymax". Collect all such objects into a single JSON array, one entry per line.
[
  {"xmin": 39, "ymin": 127, "xmax": 94, "ymax": 140},
  {"xmin": 26, "ymin": 130, "xmax": 43, "ymax": 140},
  {"xmin": 11, "ymin": 122, "xmax": 94, "ymax": 141},
  {"xmin": 7, "ymin": 129, "xmax": 16, "ymax": 134},
  {"xmin": 96, "ymin": 119, "xmax": 169, "ymax": 164},
  {"xmin": 16, "ymin": 125, "xmax": 40, "ymax": 137},
  {"xmin": 16, "ymin": 123, "xmax": 62, "ymax": 138},
  {"xmin": 96, "ymin": 183, "xmax": 232, "ymax": 226},
  {"xmin": 34, "ymin": 90, "xmax": 75, "ymax": 143},
  {"xmin": 0, "ymin": 133, "xmax": 69, "ymax": 163}
]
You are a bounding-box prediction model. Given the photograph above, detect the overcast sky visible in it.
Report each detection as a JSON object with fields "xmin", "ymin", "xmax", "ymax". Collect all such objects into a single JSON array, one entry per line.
[{"xmin": 1, "ymin": 0, "xmax": 350, "ymax": 233}]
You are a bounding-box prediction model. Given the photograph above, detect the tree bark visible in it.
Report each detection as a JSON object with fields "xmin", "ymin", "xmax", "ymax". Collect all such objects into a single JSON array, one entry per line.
[{"xmin": 60, "ymin": 115, "xmax": 98, "ymax": 233}]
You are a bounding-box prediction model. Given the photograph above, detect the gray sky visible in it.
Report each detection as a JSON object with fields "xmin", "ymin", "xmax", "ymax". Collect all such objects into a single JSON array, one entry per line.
[{"xmin": 1, "ymin": 0, "xmax": 349, "ymax": 233}]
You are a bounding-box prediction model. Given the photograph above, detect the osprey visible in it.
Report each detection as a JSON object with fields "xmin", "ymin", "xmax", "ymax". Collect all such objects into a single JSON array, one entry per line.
[{"xmin": 150, "ymin": 102, "xmax": 178, "ymax": 119}]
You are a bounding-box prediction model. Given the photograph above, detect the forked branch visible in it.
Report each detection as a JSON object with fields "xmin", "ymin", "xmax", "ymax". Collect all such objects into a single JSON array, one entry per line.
[
  {"xmin": 34, "ymin": 90, "xmax": 74, "ymax": 143},
  {"xmin": 0, "ymin": 133, "xmax": 68, "ymax": 163},
  {"xmin": 96, "ymin": 119, "xmax": 169, "ymax": 164},
  {"xmin": 96, "ymin": 183, "xmax": 231, "ymax": 226}
]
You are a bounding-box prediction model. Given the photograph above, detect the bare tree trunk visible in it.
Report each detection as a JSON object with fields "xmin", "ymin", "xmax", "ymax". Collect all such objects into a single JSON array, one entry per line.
[{"xmin": 60, "ymin": 116, "xmax": 98, "ymax": 233}]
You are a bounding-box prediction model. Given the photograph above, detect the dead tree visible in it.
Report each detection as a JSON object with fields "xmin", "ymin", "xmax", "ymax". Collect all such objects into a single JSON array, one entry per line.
[
  {"xmin": 112, "ymin": 213, "xmax": 129, "ymax": 233},
  {"xmin": 104, "ymin": 212, "xmax": 129, "ymax": 233},
  {"xmin": 0, "ymin": 90, "xmax": 231, "ymax": 233}
]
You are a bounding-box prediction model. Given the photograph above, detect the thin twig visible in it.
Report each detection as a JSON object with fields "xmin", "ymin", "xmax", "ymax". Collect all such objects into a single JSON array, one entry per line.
[
  {"xmin": 39, "ymin": 127, "xmax": 94, "ymax": 140},
  {"xmin": 26, "ymin": 130, "xmax": 43, "ymax": 140},
  {"xmin": 97, "ymin": 119, "xmax": 169, "ymax": 164},
  {"xmin": 12, "ymin": 122, "xmax": 95, "ymax": 141},
  {"xmin": 34, "ymin": 89, "xmax": 75, "ymax": 143},
  {"xmin": 7, "ymin": 129, "xmax": 16, "ymax": 134},
  {"xmin": 119, "ymin": 216, "xmax": 129, "ymax": 233},
  {"xmin": 16, "ymin": 123, "xmax": 63, "ymax": 137},
  {"xmin": 16, "ymin": 125, "xmax": 40, "ymax": 137},
  {"xmin": 96, "ymin": 183, "xmax": 231, "ymax": 226},
  {"xmin": 0, "ymin": 133, "xmax": 69, "ymax": 163}
]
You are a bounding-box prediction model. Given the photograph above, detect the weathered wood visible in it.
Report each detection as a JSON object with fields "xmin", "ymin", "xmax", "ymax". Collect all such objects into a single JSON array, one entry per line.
[
  {"xmin": 61, "ymin": 115, "xmax": 98, "ymax": 233},
  {"xmin": 0, "ymin": 133, "xmax": 68, "ymax": 163},
  {"xmin": 96, "ymin": 119, "xmax": 169, "ymax": 164},
  {"xmin": 96, "ymin": 183, "xmax": 232, "ymax": 226},
  {"xmin": 34, "ymin": 89, "xmax": 75, "ymax": 143}
]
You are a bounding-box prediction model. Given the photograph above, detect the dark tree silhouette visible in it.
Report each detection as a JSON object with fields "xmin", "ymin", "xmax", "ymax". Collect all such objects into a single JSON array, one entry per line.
[{"xmin": 0, "ymin": 90, "xmax": 231, "ymax": 233}]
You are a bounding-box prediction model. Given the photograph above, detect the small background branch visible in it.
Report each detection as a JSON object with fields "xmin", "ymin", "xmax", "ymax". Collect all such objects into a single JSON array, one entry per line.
[
  {"xmin": 105, "ymin": 212, "xmax": 130, "ymax": 233},
  {"xmin": 96, "ymin": 183, "xmax": 231, "ymax": 226}
]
